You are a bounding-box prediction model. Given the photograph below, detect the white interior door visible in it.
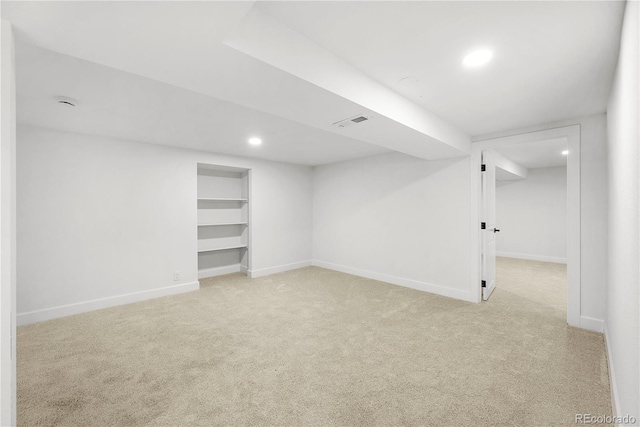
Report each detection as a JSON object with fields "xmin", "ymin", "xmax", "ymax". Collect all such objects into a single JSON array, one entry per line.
[{"xmin": 481, "ymin": 152, "xmax": 497, "ymax": 300}]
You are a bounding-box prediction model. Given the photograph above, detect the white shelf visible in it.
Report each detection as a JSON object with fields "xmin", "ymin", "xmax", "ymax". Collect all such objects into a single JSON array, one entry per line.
[
  {"xmin": 197, "ymin": 164, "xmax": 250, "ymax": 277},
  {"xmin": 197, "ymin": 244, "xmax": 247, "ymax": 253},
  {"xmin": 198, "ymin": 222, "xmax": 248, "ymax": 227},
  {"xmin": 198, "ymin": 264, "xmax": 244, "ymax": 279},
  {"xmin": 197, "ymin": 198, "xmax": 247, "ymax": 202}
]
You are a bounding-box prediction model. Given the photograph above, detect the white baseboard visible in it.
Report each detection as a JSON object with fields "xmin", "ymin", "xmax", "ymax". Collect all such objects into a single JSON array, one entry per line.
[
  {"xmin": 17, "ymin": 281, "xmax": 200, "ymax": 326},
  {"xmin": 198, "ymin": 264, "xmax": 242, "ymax": 279},
  {"xmin": 603, "ymin": 322, "xmax": 622, "ymax": 424},
  {"xmin": 496, "ymin": 251, "xmax": 567, "ymax": 264},
  {"xmin": 312, "ymin": 260, "xmax": 472, "ymax": 302},
  {"xmin": 580, "ymin": 315, "xmax": 604, "ymax": 333},
  {"xmin": 248, "ymin": 260, "xmax": 312, "ymax": 278}
]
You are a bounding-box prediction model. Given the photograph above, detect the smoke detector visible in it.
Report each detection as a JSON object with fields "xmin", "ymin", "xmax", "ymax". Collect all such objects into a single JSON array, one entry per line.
[{"xmin": 332, "ymin": 114, "xmax": 371, "ymax": 128}]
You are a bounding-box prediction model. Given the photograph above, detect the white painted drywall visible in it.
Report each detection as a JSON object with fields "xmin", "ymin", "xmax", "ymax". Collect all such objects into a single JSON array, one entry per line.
[
  {"xmin": 491, "ymin": 151, "xmax": 528, "ymax": 180},
  {"xmin": 474, "ymin": 113, "xmax": 608, "ymax": 325},
  {"xmin": 496, "ymin": 166, "xmax": 567, "ymax": 263},
  {"xmin": 577, "ymin": 116, "xmax": 609, "ymax": 323},
  {"xmin": 16, "ymin": 126, "xmax": 312, "ymax": 322},
  {"xmin": 312, "ymin": 152, "xmax": 471, "ymax": 301},
  {"xmin": 249, "ymin": 163, "xmax": 312, "ymax": 276},
  {"xmin": 0, "ymin": 19, "xmax": 17, "ymax": 427},
  {"xmin": 606, "ymin": 0, "xmax": 639, "ymax": 421},
  {"xmin": 225, "ymin": 7, "xmax": 471, "ymax": 160}
]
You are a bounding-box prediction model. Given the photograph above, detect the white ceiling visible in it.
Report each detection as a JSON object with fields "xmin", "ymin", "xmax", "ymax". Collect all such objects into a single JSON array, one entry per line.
[
  {"xmin": 492, "ymin": 137, "xmax": 568, "ymax": 181},
  {"xmin": 1, "ymin": 1, "xmax": 625, "ymax": 166},
  {"xmin": 259, "ymin": 1, "xmax": 625, "ymax": 136},
  {"xmin": 15, "ymin": 42, "xmax": 389, "ymax": 166},
  {"xmin": 495, "ymin": 138, "xmax": 568, "ymax": 170}
]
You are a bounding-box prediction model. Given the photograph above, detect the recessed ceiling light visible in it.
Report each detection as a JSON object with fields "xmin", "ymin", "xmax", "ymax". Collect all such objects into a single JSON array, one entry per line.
[
  {"xmin": 463, "ymin": 49, "xmax": 493, "ymax": 68},
  {"xmin": 248, "ymin": 137, "xmax": 262, "ymax": 146},
  {"xmin": 562, "ymin": 150, "xmax": 569, "ymax": 155}
]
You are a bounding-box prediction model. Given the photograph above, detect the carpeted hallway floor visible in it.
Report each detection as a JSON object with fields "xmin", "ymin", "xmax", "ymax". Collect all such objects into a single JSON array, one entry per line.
[{"xmin": 17, "ymin": 258, "xmax": 611, "ymax": 426}]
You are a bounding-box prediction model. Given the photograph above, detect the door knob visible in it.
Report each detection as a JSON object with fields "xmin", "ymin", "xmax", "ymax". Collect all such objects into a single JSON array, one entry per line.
[{"xmin": 493, "ymin": 228, "xmax": 500, "ymax": 233}]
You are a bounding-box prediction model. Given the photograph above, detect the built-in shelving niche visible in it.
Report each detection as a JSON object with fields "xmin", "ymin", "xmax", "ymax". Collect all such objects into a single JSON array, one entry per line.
[{"xmin": 197, "ymin": 163, "xmax": 250, "ymax": 279}]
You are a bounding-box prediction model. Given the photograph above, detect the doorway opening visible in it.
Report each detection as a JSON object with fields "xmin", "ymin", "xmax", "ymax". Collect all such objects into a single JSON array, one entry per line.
[
  {"xmin": 470, "ymin": 125, "xmax": 581, "ymax": 328},
  {"xmin": 483, "ymin": 140, "xmax": 569, "ymax": 316}
]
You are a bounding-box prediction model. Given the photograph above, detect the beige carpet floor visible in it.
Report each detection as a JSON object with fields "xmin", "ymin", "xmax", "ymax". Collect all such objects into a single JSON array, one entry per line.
[{"xmin": 17, "ymin": 258, "xmax": 611, "ymax": 426}]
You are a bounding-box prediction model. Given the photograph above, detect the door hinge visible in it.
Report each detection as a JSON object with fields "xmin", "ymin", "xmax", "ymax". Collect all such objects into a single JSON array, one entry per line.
[
  {"xmin": 481, "ymin": 222, "xmax": 486, "ymax": 229},
  {"xmin": 481, "ymin": 164, "xmax": 486, "ymax": 172},
  {"xmin": 481, "ymin": 280, "xmax": 486, "ymax": 288}
]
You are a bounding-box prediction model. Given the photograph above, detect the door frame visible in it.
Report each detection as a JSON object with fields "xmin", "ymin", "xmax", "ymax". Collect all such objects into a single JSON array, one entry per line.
[{"xmin": 469, "ymin": 125, "xmax": 581, "ymax": 328}]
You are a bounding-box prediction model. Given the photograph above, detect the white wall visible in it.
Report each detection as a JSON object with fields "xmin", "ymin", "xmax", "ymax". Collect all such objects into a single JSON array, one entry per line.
[
  {"xmin": 0, "ymin": 19, "xmax": 17, "ymax": 427},
  {"xmin": 605, "ymin": 0, "xmax": 639, "ymax": 421},
  {"xmin": 250, "ymin": 163, "xmax": 312, "ymax": 276},
  {"xmin": 578, "ymin": 116, "xmax": 609, "ymax": 323},
  {"xmin": 16, "ymin": 126, "xmax": 313, "ymax": 324},
  {"xmin": 312, "ymin": 152, "xmax": 471, "ymax": 301},
  {"xmin": 496, "ymin": 166, "xmax": 567, "ymax": 263}
]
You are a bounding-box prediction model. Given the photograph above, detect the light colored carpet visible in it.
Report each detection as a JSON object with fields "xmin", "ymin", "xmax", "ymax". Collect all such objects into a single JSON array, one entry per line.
[{"xmin": 17, "ymin": 259, "xmax": 611, "ymax": 426}]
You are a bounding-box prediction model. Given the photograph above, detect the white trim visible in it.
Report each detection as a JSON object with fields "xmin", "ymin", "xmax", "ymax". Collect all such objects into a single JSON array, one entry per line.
[
  {"xmin": 17, "ymin": 281, "xmax": 200, "ymax": 326},
  {"xmin": 579, "ymin": 315, "xmax": 604, "ymax": 333},
  {"xmin": 0, "ymin": 19, "xmax": 17, "ymax": 427},
  {"xmin": 248, "ymin": 260, "xmax": 312, "ymax": 278},
  {"xmin": 470, "ymin": 125, "xmax": 581, "ymax": 328},
  {"xmin": 470, "ymin": 147, "xmax": 483, "ymax": 303},
  {"xmin": 246, "ymin": 169, "xmax": 253, "ymax": 274},
  {"xmin": 603, "ymin": 322, "xmax": 622, "ymax": 423},
  {"xmin": 198, "ymin": 264, "xmax": 242, "ymax": 279},
  {"xmin": 496, "ymin": 251, "xmax": 567, "ymax": 264},
  {"xmin": 313, "ymin": 260, "xmax": 472, "ymax": 302}
]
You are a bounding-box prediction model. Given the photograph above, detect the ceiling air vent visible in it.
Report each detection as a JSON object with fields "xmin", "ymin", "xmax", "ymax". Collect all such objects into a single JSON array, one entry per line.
[{"xmin": 332, "ymin": 114, "xmax": 371, "ymax": 128}]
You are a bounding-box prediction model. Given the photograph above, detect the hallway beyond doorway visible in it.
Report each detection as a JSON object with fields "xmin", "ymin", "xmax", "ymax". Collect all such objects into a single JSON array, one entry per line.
[{"xmin": 496, "ymin": 256, "xmax": 567, "ymax": 313}]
